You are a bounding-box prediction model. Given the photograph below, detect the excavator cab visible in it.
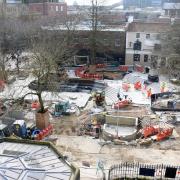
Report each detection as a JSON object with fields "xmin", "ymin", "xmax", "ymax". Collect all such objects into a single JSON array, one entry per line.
[
  {"xmin": 0, "ymin": 124, "xmax": 12, "ymax": 138},
  {"xmin": 95, "ymin": 91, "xmax": 105, "ymax": 107}
]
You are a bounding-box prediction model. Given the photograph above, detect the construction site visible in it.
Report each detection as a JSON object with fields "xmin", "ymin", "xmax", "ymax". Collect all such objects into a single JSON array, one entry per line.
[{"xmin": 0, "ymin": 58, "xmax": 180, "ymax": 180}]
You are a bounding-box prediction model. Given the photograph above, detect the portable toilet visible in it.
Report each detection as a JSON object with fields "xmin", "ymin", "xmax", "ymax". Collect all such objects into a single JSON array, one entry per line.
[{"xmin": 13, "ymin": 120, "xmax": 27, "ymax": 138}]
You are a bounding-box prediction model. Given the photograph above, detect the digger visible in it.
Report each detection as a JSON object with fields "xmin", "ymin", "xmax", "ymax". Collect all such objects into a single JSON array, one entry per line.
[{"xmin": 93, "ymin": 91, "xmax": 105, "ymax": 107}]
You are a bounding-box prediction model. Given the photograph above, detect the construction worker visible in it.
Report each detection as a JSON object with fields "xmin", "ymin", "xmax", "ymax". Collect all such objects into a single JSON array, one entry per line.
[
  {"xmin": 117, "ymin": 92, "xmax": 122, "ymax": 101},
  {"xmin": 161, "ymin": 82, "xmax": 166, "ymax": 93},
  {"xmin": 147, "ymin": 88, "xmax": 152, "ymax": 98}
]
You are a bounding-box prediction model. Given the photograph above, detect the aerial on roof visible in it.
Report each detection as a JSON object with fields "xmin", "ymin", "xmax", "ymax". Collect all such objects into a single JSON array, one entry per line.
[{"xmin": 0, "ymin": 139, "xmax": 79, "ymax": 180}]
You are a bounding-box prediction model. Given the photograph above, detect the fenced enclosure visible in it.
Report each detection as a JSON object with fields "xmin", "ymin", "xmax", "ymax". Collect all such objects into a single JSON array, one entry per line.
[{"xmin": 108, "ymin": 162, "xmax": 180, "ymax": 180}]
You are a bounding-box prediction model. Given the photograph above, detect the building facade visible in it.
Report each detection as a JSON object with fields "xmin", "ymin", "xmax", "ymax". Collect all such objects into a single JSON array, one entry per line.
[
  {"xmin": 28, "ymin": 1, "xmax": 67, "ymax": 16},
  {"xmin": 123, "ymin": 0, "xmax": 162, "ymax": 9},
  {"xmin": 163, "ymin": 0, "xmax": 180, "ymax": 18},
  {"xmin": 125, "ymin": 21, "xmax": 170, "ymax": 66},
  {"xmin": 1, "ymin": 0, "xmax": 67, "ymax": 17},
  {"xmin": 73, "ymin": 26, "xmax": 126, "ymax": 65}
]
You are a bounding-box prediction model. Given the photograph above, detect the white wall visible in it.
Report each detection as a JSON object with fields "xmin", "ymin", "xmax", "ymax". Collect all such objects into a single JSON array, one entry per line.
[{"xmin": 125, "ymin": 31, "xmax": 161, "ymax": 65}]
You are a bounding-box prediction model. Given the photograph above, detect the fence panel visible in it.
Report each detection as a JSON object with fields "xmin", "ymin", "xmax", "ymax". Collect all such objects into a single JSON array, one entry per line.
[{"xmin": 108, "ymin": 163, "xmax": 180, "ymax": 180}]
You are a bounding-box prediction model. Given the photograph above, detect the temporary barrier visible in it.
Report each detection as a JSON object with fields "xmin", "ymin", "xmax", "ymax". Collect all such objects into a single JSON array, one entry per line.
[
  {"xmin": 108, "ymin": 163, "xmax": 180, "ymax": 180},
  {"xmin": 135, "ymin": 65, "xmax": 144, "ymax": 73},
  {"xmin": 35, "ymin": 124, "xmax": 53, "ymax": 140},
  {"xmin": 113, "ymin": 99, "xmax": 131, "ymax": 109},
  {"xmin": 119, "ymin": 65, "xmax": 128, "ymax": 72},
  {"xmin": 96, "ymin": 64, "xmax": 106, "ymax": 68},
  {"xmin": 122, "ymin": 83, "xmax": 130, "ymax": 92}
]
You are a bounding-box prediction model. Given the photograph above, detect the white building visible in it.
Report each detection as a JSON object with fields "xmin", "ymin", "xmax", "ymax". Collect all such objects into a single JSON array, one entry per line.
[
  {"xmin": 163, "ymin": 1, "xmax": 180, "ymax": 18},
  {"xmin": 125, "ymin": 21, "xmax": 170, "ymax": 66}
]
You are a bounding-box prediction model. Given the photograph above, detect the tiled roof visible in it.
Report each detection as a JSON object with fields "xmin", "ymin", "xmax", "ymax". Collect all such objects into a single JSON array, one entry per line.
[{"xmin": 127, "ymin": 22, "xmax": 171, "ymax": 33}]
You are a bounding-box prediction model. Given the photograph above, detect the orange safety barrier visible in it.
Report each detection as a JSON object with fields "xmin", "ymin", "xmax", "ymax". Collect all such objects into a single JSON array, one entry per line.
[
  {"xmin": 75, "ymin": 66, "xmax": 103, "ymax": 80},
  {"xmin": 114, "ymin": 99, "xmax": 131, "ymax": 109},
  {"xmin": 119, "ymin": 65, "xmax": 128, "ymax": 72},
  {"xmin": 134, "ymin": 81, "xmax": 141, "ymax": 90},
  {"xmin": 135, "ymin": 65, "xmax": 144, "ymax": 73},
  {"xmin": 122, "ymin": 83, "xmax": 130, "ymax": 92},
  {"xmin": 35, "ymin": 124, "xmax": 53, "ymax": 140},
  {"xmin": 36, "ymin": 131, "xmax": 44, "ymax": 140},
  {"xmin": 96, "ymin": 64, "xmax": 106, "ymax": 68}
]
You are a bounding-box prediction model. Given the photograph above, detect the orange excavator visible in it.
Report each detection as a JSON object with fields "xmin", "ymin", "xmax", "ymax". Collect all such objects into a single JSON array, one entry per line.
[{"xmin": 142, "ymin": 124, "xmax": 173, "ymax": 141}]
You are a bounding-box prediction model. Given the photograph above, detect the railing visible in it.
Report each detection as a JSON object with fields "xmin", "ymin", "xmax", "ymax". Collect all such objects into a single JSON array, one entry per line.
[{"xmin": 108, "ymin": 162, "xmax": 180, "ymax": 180}]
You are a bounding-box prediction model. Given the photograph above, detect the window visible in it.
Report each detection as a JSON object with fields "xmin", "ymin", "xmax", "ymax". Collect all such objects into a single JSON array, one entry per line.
[
  {"xmin": 146, "ymin": 34, "xmax": 150, "ymax": 39},
  {"xmin": 115, "ymin": 39, "xmax": 121, "ymax": 47},
  {"xmin": 160, "ymin": 57, "xmax": 166, "ymax": 67},
  {"xmin": 56, "ymin": 6, "xmax": 58, "ymax": 12},
  {"xmin": 129, "ymin": 42, "xmax": 132, "ymax": 47},
  {"xmin": 61, "ymin": 6, "xmax": 63, "ymax": 11},
  {"xmin": 133, "ymin": 54, "xmax": 140, "ymax": 62},
  {"xmin": 144, "ymin": 55, "xmax": 148, "ymax": 62},
  {"xmin": 151, "ymin": 55, "xmax": 158, "ymax": 68},
  {"xmin": 133, "ymin": 40, "xmax": 141, "ymax": 50},
  {"xmin": 136, "ymin": 33, "xmax": 140, "ymax": 38}
]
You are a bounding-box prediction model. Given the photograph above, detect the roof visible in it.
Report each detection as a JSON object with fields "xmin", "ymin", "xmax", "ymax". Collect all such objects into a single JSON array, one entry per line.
[
  {"xmin": 127, "ymin": 22, "xmax": 171, "ymax": 33},
  {"xmin": 42, "ymin": 24, "xmax": 125, "ymax": 32},
  {"xmin": 163, "ymin": 3, "xmax": 180, "ymax": 10},
  {"xmin": 0, "ymin": 138, "xmax": 80, "ymax": 180}
]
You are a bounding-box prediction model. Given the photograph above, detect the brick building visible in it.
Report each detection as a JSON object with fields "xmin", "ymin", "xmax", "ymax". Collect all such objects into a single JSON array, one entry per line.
[
  {"xmin": 43, "ymin": 24, "xmax": 126, "ymax": 65},
  {"xmin": 73, "ymin": 25, "xmax": 126, "ymax": 65},
  {"xmin": 27, "ymin": 0, "xmax": 67, "ymax": 17}
]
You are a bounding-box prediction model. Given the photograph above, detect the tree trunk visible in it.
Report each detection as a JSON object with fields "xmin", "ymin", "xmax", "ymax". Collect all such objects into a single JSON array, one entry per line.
[
  {"xmin": 37, "ymin": 92, "xmax": 44, "ymax": 113},
  {"xmin": 16, "ymin": 56, "xmax": 20, "ymax": 75}
]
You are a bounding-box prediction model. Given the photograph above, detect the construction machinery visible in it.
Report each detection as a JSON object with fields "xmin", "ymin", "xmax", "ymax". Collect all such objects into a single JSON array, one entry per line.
[
  {"xmin": 113, "ymin": 97, "xmax": 132, "ymax": 109},
  {"xmin": 0, "ymin": 119, "xmax": 53, "ymax": 140},
  {"xmin": 0, "ymin": 124, "xmax": 12, "ymax": 138},
  {"xmin": 141, "ymin": 123, "xmax": 173, "ymax": 141},
  {"xmin": 50, "ymin": 101, "xmax": 78, "ymax": 117},
  {"xmin": 93, "ymin": 91, "xmax": 105, "ymax": 107}
]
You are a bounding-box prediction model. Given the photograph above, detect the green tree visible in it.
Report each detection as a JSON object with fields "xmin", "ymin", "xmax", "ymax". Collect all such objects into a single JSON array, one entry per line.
[{"xmin": 162, "ymin": 23, "xmax": 180, "ymax": 79}]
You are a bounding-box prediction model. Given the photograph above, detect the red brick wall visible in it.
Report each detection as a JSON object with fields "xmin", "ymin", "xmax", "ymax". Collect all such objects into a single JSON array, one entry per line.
[{"xmin": 28, "ymin": 2, "xmax": 67, "ymax": 16}]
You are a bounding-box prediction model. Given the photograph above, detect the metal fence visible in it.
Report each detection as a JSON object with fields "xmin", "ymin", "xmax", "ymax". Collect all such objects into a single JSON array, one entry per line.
[{"xmin": 108, "ymin": 163, "xmax": 180, "ymax": 180}]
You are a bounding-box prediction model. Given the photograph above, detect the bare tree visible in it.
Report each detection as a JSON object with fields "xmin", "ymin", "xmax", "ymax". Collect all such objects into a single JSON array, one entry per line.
[{"xmin": 161, "ymin": 23, "xmax": 180, "ymax": 79}]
